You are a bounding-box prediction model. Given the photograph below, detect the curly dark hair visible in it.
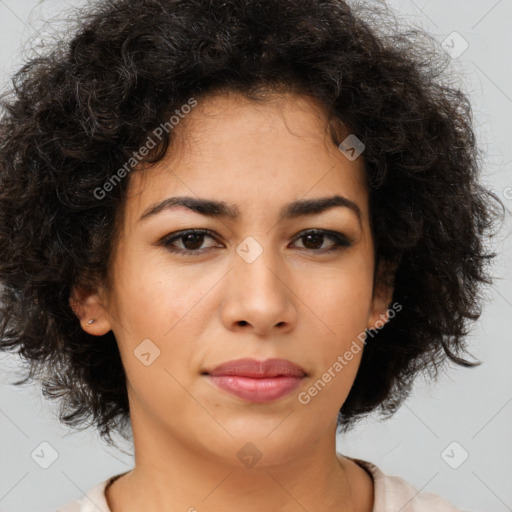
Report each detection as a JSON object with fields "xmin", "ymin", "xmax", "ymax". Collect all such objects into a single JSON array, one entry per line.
[{"xmin": 0, "ymin": 0, "xmax": 505, "ymax": 446}]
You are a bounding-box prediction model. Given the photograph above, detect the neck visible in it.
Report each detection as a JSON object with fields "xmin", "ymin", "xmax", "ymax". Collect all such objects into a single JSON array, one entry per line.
[{"xmin": 106, "ymin": 416, "xmax": 360, "ymax": 512}]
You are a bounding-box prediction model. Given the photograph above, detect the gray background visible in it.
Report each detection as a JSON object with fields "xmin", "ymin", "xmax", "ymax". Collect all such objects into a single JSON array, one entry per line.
[{"xmin": 0, "ymin": 1, "xmax": 511, "ymax": 511}]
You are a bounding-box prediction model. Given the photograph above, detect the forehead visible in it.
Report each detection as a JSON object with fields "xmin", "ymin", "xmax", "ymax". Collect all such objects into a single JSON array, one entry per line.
[{"xmin": 124, "ymin": 91, "xmax": 369, "ymax": 225}]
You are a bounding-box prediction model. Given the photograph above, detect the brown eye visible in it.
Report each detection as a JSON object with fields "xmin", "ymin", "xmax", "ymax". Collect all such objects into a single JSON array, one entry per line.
[
  {"xmin": 161, "ymin": 229, "xmax": 221, "ymax": 255},
  {"xmin": 291, "ymin": 229, "xmax": 352, "ymax": 253},
  {"xmin": 179, "ymin": 232, "xmax": 207, "ymax": 251},
  {"xmin": 159, "ymin": 228, "xmax": 352, "ymax": 257},
  {"xmin": 300, "ymin": 232, "xmax": 325, "ymax": 250}
]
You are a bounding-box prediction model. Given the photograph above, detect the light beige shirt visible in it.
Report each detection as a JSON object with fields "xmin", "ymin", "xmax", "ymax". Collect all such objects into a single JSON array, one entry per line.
[{"xmin": 56, "ymin": 457, "xmax": 468, "ymax": 512}]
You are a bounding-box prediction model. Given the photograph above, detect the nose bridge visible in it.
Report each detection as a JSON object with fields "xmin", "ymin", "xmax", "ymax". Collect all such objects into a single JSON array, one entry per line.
[{"xmin": 233, "ymin": 235, "xmax": 285, "ymax": 297}]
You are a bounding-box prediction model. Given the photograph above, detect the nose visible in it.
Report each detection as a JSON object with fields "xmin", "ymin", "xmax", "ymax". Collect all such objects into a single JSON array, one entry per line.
[{"xmin": 220, "ymin": 240, "xmax": 297, "ymax": 336}]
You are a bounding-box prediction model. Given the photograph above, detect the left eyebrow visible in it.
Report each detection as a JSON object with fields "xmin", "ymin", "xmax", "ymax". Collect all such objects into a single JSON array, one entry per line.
[{"xmin": 138, "ymin": 194, "xmax": 362, "ymax": 227}]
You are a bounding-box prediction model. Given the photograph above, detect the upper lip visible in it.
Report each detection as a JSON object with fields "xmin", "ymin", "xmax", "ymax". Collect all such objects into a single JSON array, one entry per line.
[{"xmin": 204, "ymin": 358, "xmax": 307, "ymax": 378}]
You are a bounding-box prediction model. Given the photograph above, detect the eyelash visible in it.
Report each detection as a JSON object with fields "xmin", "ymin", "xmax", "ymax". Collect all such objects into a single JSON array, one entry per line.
[{"xmin": 159, "ymin": 228, "xmax": 352, "ymax": 256}]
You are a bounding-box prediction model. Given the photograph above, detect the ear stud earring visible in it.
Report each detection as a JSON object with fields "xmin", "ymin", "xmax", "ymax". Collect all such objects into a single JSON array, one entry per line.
[{"xmin": 87, "ymin": 319, "xmax": 96, "ymax": 325}]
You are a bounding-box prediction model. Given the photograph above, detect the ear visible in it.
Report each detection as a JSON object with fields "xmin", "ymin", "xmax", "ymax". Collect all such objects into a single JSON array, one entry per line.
[
  {"xmin": 366, "ymin": 259, "xmax": 397, "ymax": 332},
  {"xmin": 69, "ymin": 284, "xmax": 112, "ymax": 336}
]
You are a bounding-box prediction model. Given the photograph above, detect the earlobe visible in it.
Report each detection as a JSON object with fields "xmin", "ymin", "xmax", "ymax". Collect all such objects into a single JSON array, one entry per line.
[
  {"xmin": 366, "ymin": 298, "xmax": 392, "ymax": 332},
  {"xmin": 69, "ymin": 285, "xmax": 112, "ymax": 336}
]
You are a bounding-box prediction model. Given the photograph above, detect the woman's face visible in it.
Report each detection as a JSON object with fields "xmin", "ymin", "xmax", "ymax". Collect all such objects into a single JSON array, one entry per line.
[{"xmin": 75, "ymin": 91, "xmax": 393, "ymax": 466}]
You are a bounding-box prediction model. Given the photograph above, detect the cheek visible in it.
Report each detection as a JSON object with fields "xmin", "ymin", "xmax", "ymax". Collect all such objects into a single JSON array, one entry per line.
[
  {"xmin": 322, "ymin": 284, "xmax": 371, "ymax": 333},
  {"xmin": 307, "ymin": 259, "xmax": 374, "ymax": 331},
  {"xmin": 110, "ymin": 265, "xmax": 211, "ymax": 382},
  {"xmin": 295, "ymin": 260, "xmax": 373, "ymax": 373},
  {"xmin": 296, "ymin": 278, "xmax": 371, "ymax": 412},
  {"xmin": 111, "ymin": 251, "xmax": 200, "ymax": 334}
]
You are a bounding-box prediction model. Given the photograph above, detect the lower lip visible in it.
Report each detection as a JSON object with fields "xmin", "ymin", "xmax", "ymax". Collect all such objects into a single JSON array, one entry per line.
[{"xmin": 206, "ymin": 375, "xmax": 304, "ymax": 403}]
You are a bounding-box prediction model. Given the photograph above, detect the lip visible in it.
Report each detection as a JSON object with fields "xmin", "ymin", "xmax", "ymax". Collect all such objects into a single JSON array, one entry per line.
[
  {"xmin": 203, "ymin": 358, "xmax": 307, "ymax": 403},
  {"xmin": 205, "ymin": 358, "xmax": 307, "ymax": 378}
]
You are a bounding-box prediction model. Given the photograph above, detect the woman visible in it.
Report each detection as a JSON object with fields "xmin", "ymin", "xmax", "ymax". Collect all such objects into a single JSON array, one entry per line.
[{"xmin": 0, "ymin": 0, "xmax": 503, "ymax": 511}]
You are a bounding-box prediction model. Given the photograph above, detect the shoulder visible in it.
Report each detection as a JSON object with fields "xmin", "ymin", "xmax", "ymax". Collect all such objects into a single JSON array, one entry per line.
[
  {"xmin": 346, "ymin": 456, "xmax": 469, "ymax": 512},
  {"xmin": 55, "ymin": 478, "xmax": 113, "ymax": 512}
]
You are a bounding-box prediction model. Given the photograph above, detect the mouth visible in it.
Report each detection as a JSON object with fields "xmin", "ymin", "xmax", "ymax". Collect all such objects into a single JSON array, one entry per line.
[
  {"xmin": 203, "ymin": 357, "xmax": 307, "ymax": 378},
  {"xmin": 202, "ymin": 358, "xmax": 307, "ymax": 403}
]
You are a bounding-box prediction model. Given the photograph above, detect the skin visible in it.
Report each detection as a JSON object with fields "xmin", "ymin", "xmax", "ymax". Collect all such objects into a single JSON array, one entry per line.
[{"xmin": 70, "ymin": 90, "xmax": 394, "ymax": 512}]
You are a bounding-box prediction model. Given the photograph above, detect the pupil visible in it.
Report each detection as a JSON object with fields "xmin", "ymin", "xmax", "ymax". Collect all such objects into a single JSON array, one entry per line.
[
  {"xmin": 183, "ymin": 233, "xmax": 203, "ymax": 250},
  {"xmin": 303, "ymin": 233, "xmax": 323, "ymax": 249}
]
